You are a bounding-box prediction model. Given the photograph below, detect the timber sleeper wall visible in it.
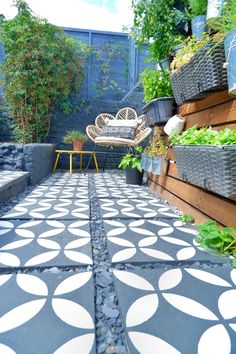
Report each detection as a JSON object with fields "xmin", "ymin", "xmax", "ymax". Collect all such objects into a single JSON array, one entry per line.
[{"xmin": 148, "ymin": 90, "xmax": 236, "ymax": 228}]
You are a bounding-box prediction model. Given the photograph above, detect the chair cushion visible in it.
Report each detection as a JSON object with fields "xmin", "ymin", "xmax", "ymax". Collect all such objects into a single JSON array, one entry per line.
[
  {"xmin": 95, "ymin": 136, "xmax": 135, "ymax": 146},
  {"xmin": 99, "ymin": 125, "xmax": 136, "ymax": 140},
  {"xmin": 107, "ymin": 119, "xmax": 140, "ymax": 128}
]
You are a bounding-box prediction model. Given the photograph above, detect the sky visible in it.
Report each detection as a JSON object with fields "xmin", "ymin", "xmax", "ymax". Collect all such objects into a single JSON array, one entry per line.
[{"xmin": 0, "ymin": 0, "xmax": 133, "ymax": 32}]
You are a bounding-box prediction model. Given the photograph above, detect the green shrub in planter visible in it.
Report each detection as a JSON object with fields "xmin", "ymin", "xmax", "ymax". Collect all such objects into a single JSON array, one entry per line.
[
  {"xmin": 170, "ymin": 126, "xmax": 236, "ymax": 197},
  {"xmin": 119, "ymin": 146, "xmax": 143, "ymax": 185}
]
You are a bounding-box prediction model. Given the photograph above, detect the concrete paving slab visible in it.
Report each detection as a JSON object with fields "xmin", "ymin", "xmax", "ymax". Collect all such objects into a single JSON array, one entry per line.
[
  {"xmin": 1, "ymin": 198, "xmax": 90, "ymax": 220},
  {"xmin": 103, "ymin": 219, "xmax": 226, "ymax": 264},
  {"xmin": 95, "ymin": 186, "xmax": 153, "ymax": 199},
  {"xmin": 0, "ymin": 270, "xmax": 95, "ymax": 354},
  {"xmin": 0, "ymin": 220, "xmax": 92, "ymax": 268},
  {"xmin": 113, "ymin": 267, "xmax": 236, "ymax": 354},
  {"xmin": 28, "ymin": 185, "xmax": 89, "ymax": 199},
  {"xmin": 99, "ymin": 199, "xmax": 179, "ymax": 219}
]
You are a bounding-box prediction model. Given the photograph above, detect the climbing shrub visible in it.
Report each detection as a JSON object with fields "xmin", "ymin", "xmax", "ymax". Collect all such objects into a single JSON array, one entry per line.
[{"xmin": 0, "ymin": 0, "xmax": 89, "ymax": 143}]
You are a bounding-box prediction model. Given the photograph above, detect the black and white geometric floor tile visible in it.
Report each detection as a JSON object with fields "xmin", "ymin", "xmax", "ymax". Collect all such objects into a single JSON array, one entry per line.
[
  {"xmin": 0, "ymin": 220, "xmax": 92, "ymax": 267},
  {"xmin": 113, "ymin": 267, "xmax": 236, "ymax": 354},
  {"xmin": 94, "ymin": 173, "xmax": 127, "ymax": 188},
  {"xmin": 1, "ymin": 198, "xmax": 90, "ymax": 220},
  {"xmin": 0, "ymin": 270, "xmax": 95, "ymax": 354},
  {"xmin": 41, "ymin": 173, "xmax": 89, "ymax": 186},
  {"xmin": 103, "ymin": 219, "xmax": 225, "ymax": 264},
  {"xmin": 95, "ymin": 186, "xmax": 153, "ymax": 199},
  {"xmin": 99, "ymin": 199, "xmax": 179, "ymax": 219},
  {"xmin": 28, "ymin": 185, "xmax": 89, "ymax": 199},
  {"xmin": 0, "ymin": 171, "xmax": 29, "ymax": 189}
]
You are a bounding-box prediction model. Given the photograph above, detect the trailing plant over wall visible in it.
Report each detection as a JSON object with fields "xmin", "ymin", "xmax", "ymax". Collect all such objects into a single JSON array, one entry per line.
[
  {"xmin": 0, "ymin": 0, "xmax": 89, "ymax": 143},
  {"xmin": 131, "ymin": 0, "xmax": 189, "ymax": 61},
  {"xmin": 92, "ymin": 41, "xmax": 128, "ymax": 99}
]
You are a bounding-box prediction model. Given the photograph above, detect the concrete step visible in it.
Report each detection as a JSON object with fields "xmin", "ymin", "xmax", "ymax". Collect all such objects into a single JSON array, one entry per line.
[{"xmin": 0, "ymin": 170, "xmax": 30, "ymax": 203}]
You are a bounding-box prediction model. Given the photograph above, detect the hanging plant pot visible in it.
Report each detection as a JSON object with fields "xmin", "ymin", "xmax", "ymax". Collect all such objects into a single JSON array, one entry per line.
[
  {"xmin": 191, "ymin": 15, "xmax": 206, "ymax": 39},
  {"xmin": 164, "ymin": 115, "xmax": 185, "ymax": 136},
  {"xmin": 171, "ymin": 43, "xmax": 184, "ymax": 57},
  {"xmin": 159, "ymin": 57, "xmax": 172, "ymax": 72},
  {"xmin": 224, "ymin": 29, "xmax": 236, "ymax": 96},
  {"xmin": 143, "ymin": 97, "xmax": 177, "ymax": 127},
  {"xmin": 125, "ymin": 168, "xmax": 143, "ymax": 185},
  {"xmin": 73, "ymin": 140, "xmax": 84, "ymax": 151},
  {"xmin": 173, "ymin": 145, "xmax": 236, "ymax": 198},
  {"xmin": 141, "ymin": 155, "xmax": 167, "ymax": 175},
  {"xmin": 206, "ymin": 0, "xmax": 224, "ymax": 24}
]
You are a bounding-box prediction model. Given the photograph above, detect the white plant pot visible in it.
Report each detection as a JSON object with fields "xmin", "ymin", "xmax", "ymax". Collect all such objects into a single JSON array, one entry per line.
[
  {"xmin": 164, "ymin": 115, "xmax": 185, "ymax": 136},
  {"xmin": 206, "ymin": 0, "xmax": 224, "ymax": 22}
]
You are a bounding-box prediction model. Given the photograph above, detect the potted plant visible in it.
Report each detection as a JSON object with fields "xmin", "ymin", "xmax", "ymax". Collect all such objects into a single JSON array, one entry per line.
[
  {"xmin": 141, "ymin": 135, "xmax": 167, "ymax": 175},
  {"xmin": 170, "ymin": 126, "xmax": 236, "ymax": 198},
  {"xmin": 209, "ymin": 0, "xmax": 236, "ymax": 96},
  {"xmin": 206, "ymin": 0, "xmax": 225, "ymax": 24},
  {"xmin": 187, "ymin": 0, "xmax": 207, "ymax": 39},
  {"xmin": 170, "ymin": 35, "xmax": 227, "ymax": 105},
  {"xmin": 140, "ymin": 68, "xmax": 176, "ymax": 126},
  {"xmin": 63, "ymin": 130, "xmax": 88, "ymax": 151},
  {"xmin": 118, "ymin": 146, "xmax": 143, "ymax": 185}
]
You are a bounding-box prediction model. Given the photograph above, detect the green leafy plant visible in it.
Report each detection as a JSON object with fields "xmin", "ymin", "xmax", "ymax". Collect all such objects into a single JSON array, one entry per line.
[
  {"xmin": 170, "ymin": 126, "xmax": 236, "ymax": 145},
  {"xmin": 195, "ymin": 220, "xmax": 236, "ymax": 265},
  {"xmin": 170, "ymin": 35, "xmax": 210, "ymax": 72},
  {"xmin": 179, "ymin": 214, "xmax": 195, "ymax": 223},
  {"xmin": 187, "ymin": 0, "xmax": 208, "ymax": 18},
  {"xmin": 207, "ymin": 0, "xmax": 236, "ymax": 36},
  {"xmin": 131, "ymin": 0, "xmax": 189, "ymax": 61},
  {"xmin": 118, "ymin": 146, "xmax": 143, "ymax": 171},
  {"xmin": 140, "ymin": 69, "xmax": 173, "ymax": 102},
  {"xmin": 143, "ymin": 134, "xmax": 167, "ymax": 156},
  {"xmin": 63, "ymin": 130, "xmax": 88, "ymax": 144},
  {"xmin": 0, "ymin": 0, "xmax": 89, "ymax": 143}
]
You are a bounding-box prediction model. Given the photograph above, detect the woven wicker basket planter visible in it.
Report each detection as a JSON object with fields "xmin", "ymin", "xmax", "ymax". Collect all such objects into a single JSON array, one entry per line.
[
  {"xmin": 170, "ymin": 42, "xmax": 228, "ymax": 105},
  {"xmin": 173, "ymin": 145, "xmax": 236, "ymax": 198}
]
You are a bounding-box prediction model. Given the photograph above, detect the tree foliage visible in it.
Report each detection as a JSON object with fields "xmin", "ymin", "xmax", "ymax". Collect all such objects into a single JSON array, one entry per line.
[
  {"xmin": 0, "ymin": 0, "xmax": 89, "ymax": 143},
  {"xmin": 131, "ymin": 0, "xmax": 189, "ymax": 61}
]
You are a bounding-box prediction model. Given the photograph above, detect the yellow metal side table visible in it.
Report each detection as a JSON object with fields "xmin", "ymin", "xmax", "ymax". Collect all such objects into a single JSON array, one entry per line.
[{"xmin": 53, "ymin": 150, "xmax": 99, "ymax": 175}]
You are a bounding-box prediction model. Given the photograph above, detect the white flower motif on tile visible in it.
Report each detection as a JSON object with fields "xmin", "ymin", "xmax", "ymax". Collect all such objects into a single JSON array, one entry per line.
[
  {"xmin": 0, "ymin": 274, "xmax": 12, "ymax": 287},
  {"xmin": 113, "ymin": 270, "xmax": 155, "ymax": 291},
  {"xmin": 54, "ymin": 272, "xmax": 92, "ymax": 296},
  {"xmin": 141, "ymin": 248, "xmax": 174, "ymax": 261},
  {"xmin": 184, "ymin": 269, "xmax": 232, "ymax": 287},
  {"xmin": 0, "ymin": 221, "xmax": 14, "ymax": 235},
  {"xmin": 0, "ymin": 299, "xmax": 47, "ymax": 333},
  {"xmin": 53, "ymin": 334, "xmax": 95, "ymax": 354},
  {"xmin": 163, "ymin": 293, "xmax": 218, "ymax": 320},
  {"xmin": 198, "ymin": 324, "xmax": 231, "ymax": 354},
  {"xmin": 112, "ymin": 249, "xmax": 137, "ymax": 263},
  {"xmin": 0, "ymin": 253, "xmax": 20, "ymax": 267},
  {"xmin": 25, "ymin": 251, "xmax": 60, "ymax": 266},
  {"xmin": 176, "ymin": 247, "xmax": 196, "ymax": 260},
  {"xmin": 52, "ymin": 299, "xmax": 94, "ymax": 329},
  {"xmin": 0, "ymin": 239, "xmax": 32, "ymax": 251},
  {"xmin": 128, "ymin": 332, "xmax": 181, "ymax": 354},
  {"xmin": 0, "ymin": 343, "xmax": 16, "ymax": 354},
  {"xmin": 16, "ymin": 274, "xmax": 48, "ymax": 296},
  {"xmin": 158, "ymin": 269, "xmax": 182, "ymax": 291},
  {"xmin": 126, "ymin": 294, "xmax": 159, "ymax": 327}
]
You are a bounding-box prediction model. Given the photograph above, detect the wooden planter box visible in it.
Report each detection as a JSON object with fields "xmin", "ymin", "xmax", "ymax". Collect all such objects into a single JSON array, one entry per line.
[{"xmin": 173, "ymin": 145, "xmax": 236, "ymax": 198}]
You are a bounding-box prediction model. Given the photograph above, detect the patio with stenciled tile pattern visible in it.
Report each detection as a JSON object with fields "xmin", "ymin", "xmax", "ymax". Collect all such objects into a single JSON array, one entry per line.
[
  {"xmin": 99, "ymin": 198, "xmax": 179, "ymax": 219},
  {"xmin": 113, "ymin": 267, "xmax": 236, "ymax": 354},
  {"xmin": 2, "ymin": 198, "xmax": 90, "ymax": 220},
  {"xmin": 0, "ymin": 270, "xmax": 95, "ymax": 354},
  {"xmin": 0, "ymin": 220, "xmax": 92, "ymax": 268},
  {"xmin": 28, "ymin": 185, "xmax": 89, "ymax": 199},
  {"xmin": 103, "ymin": 219, "xmax": 226, "ymax": 264}
]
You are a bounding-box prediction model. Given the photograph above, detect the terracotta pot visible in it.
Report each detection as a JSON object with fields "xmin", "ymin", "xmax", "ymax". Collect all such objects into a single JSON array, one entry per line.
[{"xmin": 73, "ymin": 140, "xmax": 83, "ymax": 151}]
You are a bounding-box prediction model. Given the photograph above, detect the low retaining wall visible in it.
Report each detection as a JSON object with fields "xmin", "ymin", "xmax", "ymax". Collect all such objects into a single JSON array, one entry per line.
[{"xmin": 0, "ymin": 143, "xmax": 56, "ymax": 184}]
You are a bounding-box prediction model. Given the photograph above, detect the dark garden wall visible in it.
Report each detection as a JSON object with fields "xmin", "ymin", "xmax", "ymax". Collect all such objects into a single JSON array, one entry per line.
[{"xmin": 0, "ymin": 28, "xmax": 152, "ymax": 169}]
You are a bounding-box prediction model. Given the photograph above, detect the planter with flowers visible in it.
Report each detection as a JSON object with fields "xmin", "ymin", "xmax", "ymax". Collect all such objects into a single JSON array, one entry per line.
[{"xmin": 141, "ymin": 135, "xmax": 168, "ymax": 175}]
